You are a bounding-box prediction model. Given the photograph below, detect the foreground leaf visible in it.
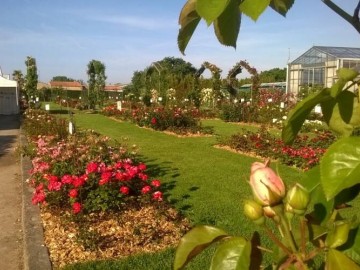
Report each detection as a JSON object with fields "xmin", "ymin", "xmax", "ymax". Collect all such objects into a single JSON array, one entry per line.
[
  {"xmin": 178, "ymin": 0, "xmax": 201, "ymax": 55},
  {"xmin": 240, "ymin": 0, "xmax": 270, "ymax": 21},
  {"xmin": 210, "ymin": 236, "xmax": 251, "ymax": 270},
  {"xmin": 282, "ymin": 88, "xmax": 332, "ymax": 144},
  {"xmin": 196, "ymin": 0, "xmax": 229, "ymax": 25},
  {"xmin": 270, "ymin": 0, "xmax": 294, "ymax": 16},
  {"xmin": 321, "ymin": 91, "xmax": 360, "ymax": 136},
  {"xmin": 330, "ymin": 68, "xmax": 359, "ymax": 98},
  {"xmin": 174, "ymin": 225, "xmax": 228, "ymax": 270},
  {"xmin": 326, "ymin": 248, "xmax": 360, "ymax": 270},
  {"xmin": 321, "ymin": 137, "xmax": 360, "ymax": 200},
  {"xmin": 213, "ymin": 0, "xmax": 241, "ymax": 48}
]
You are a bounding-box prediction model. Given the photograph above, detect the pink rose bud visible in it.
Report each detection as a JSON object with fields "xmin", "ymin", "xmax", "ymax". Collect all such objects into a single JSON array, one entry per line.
[{"xmin": 249, "ymin": 161, "xmax": 285, "ymax": 206}]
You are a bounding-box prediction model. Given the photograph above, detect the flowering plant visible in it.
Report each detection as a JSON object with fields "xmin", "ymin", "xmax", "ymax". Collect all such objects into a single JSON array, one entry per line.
[
  {"xmin": 23, "ymin": 110, "xmax": 163, "ymax": 214},
  {"xmin": 174, "ymin": 68, "xmax": 360, "ymax": 269}
]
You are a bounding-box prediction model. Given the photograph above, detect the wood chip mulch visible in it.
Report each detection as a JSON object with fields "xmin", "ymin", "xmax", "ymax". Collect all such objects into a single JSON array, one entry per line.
[{"xmin": 40, "ymin": 202, "xmax": 190, "ymax": 269}]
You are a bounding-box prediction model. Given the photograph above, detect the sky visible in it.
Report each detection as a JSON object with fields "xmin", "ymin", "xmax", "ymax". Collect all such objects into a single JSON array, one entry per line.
[{"xmin": 1, "ymin": 0, "xmax": 360, "ymax": 84}]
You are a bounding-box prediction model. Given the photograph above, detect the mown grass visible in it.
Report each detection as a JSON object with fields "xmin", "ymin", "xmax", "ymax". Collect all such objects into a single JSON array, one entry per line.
[{"xmin": 57, "ymin": 112, "xmax": 302, "ymax": 270}]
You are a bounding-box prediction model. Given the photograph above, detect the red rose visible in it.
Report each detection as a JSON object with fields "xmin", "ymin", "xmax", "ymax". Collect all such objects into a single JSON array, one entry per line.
[
  {"xmin": 86, "ymin": 162, "xmax": 98, "ymax": 174},
  {"xmin": 120, "ymin": 186, "xmax": 130, "ymax": 195},
  {"xmin": 151, "ymin": 179, "xmax": 161, "ymax": 187},
  {"xmin": 152, "ymin": 191, "xmax": 163, "ymax": 201},
  {"xmin": 69, "ymin": 189, "xmax": 78, "ymax": 198},
  {"xmin": 141, "ymin": 185, "xmax": 151, "ymax": 194},
  {"xmin": 151, "ymin": 117, "xmax": 157, "ymax": 125},
  {"xmin": 72, "ymin": 202, "xmax": 82, "ymax": 214}
]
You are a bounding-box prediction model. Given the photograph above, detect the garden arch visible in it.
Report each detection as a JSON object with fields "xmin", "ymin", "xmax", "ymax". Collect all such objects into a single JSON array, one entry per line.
[{"xmin": 227, "ymin": 60, "xmax": 260, "ymax": 101}]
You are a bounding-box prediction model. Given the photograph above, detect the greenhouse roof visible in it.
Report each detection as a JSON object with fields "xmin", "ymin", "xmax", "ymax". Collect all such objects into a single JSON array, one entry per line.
[
  {"xmin": 314, "ymin": 46, "xmax": 360, "ymax": 58},
  {"xmin": 291, "ymin": 46, "xmax": 360, "ymax": 65}
]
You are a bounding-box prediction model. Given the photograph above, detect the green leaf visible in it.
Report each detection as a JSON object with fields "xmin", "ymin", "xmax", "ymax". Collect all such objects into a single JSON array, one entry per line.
[
  {"xmin": 321, "ymin": 91, "xmax": 360, "ymax": 136},
  {"xmin": 326, "ymin": 248, "xmax": 360, "ymax": 270},
  {"xmin": 341, "ymin": 227, "xmax": 360, "ymax": 265},
  {"xmin": 301, "ymin": 166, "xmax": 334, "ymax": 224},
  {"xmin": 240, "ymin": 0, "xmax": 271, "ymax": 21},
  {"xmin": 213, "ymin": 0, "xmax": 241, "ymax": 48},
  {"xmin": 196, "ymin": 0, "xmax": 230, "ymax": 25},
  {"xmin": 326, "ymin": 221, "xmax": 351, "ymax": 248},
  {"xmin": 330, "ymin": 68, "xmax": 358, "ymax": 98},
  {"xmin": 282, "ymin": 88, "xmax": 332, "ymax": 144},
  {"xmin": 178, "ymin": 0, "xmax": 201, "ymax": 55},
  {"xmin": 210, "ymin": 236, "xmax": 251, "ymax": 270},
  {"xmin": 174, "ymin": 225, "xmax": 229, "ymax": 270},
  {"xmin": 270, "ymin": 0, "xmax": 294, "ymax": 16},
  {"xmin": 321, "ymin": 137, "xmax": 360, "ymax": 200}
]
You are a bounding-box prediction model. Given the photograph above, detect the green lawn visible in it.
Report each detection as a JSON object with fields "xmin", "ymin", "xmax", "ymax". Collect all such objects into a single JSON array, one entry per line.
[{"xmin": 59, "ymin": 112, "xmax": 301, "ymax": 270}]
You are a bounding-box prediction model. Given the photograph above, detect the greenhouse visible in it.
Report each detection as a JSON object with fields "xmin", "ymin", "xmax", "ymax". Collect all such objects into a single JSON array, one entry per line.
[{"xmin": 286, "ymin": 46, "xmax": 360, "ymax": 95}]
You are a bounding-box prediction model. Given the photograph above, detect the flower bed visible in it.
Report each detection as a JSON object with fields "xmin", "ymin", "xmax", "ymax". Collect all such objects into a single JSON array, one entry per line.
[
  {"xmin": 101, "ymin": 105, "xmax": 213, "ymax": 135},
  {"xmin": 219, "ymin": 126, "xmax": 336, "ymax": 170},
  {"xmin": 22, "ymin": 109, "xmax": 190, "ymax": 268}
]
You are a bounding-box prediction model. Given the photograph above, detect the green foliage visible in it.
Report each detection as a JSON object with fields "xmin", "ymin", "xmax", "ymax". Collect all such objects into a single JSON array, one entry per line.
[
  {"xmin": 24, "ymin": 56, "xmax": 39, "ymax": 102},
  {"xmin": 51, "ymin": 76, "xmax": 76, "ymax": 82},
  {"xmin": 87, "ymin": 59, "xmax": 107, "ymax": 109},
  {"xmin": 178, "ymin": 0, "xmax": 293, "ymax": 53}
]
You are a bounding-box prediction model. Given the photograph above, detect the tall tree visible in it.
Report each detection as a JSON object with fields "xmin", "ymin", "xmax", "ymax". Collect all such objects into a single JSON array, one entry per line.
[
  {"xmin": 87, "ymin": 60, "xmax": 107, "ymax": 109},
  {"xmin": 24, "ymin": 56, "xmax": 38, "ymax": 102},
  {"xmin": 51, "ymin": 76, "xmax": 75, "ymax": 82},
  {"xmin": 12, "ymin": 70, "xmax": 25, "ymax": 99}
]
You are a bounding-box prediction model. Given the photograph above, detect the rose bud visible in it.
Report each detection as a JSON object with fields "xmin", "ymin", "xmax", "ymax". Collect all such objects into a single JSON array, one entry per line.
[
  {"xmin": 243, "ymin": 200, "xmax": 265, "ymax": 225},
  {"xmin": 249, "ymin": 161, "xmax": 286, "ymax": 206},
  {"xmin": 285, "ymin": 184, "xmax": 310, "ymax": 215}
]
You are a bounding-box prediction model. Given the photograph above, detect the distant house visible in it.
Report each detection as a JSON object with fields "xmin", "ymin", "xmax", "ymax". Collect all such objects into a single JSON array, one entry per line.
[
  {"xmin": 49, "ymin": 81, "xmax": 86, "ymax": 91},
  {"xmin": 104, "ymin": 84, "xmax": 126, "ymax": 99},
  {"xmin": 286, "ymin": 46, "xmax": 360, "ymax": 95},
  {"xmin": 0, "ymin": 69, "xmax": 19, "ymax": 115}
]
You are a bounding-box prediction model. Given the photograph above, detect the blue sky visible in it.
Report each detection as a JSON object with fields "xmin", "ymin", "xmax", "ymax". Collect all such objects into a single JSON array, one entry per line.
[{"xmin": 0, "ymin": 0, "xmax": 359, "ymax": 84}]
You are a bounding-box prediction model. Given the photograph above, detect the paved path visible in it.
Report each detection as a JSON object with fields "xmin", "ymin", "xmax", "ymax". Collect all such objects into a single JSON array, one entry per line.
[{"xmin": 0, "ymin": 115, "xmax": 23, "ymax": 270}]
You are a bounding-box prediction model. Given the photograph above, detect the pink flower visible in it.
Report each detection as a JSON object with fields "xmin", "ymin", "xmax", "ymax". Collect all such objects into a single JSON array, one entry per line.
[
  {"xmin": 32, "ymin": 190, "xmax": 46, "ymax": 205},
  {"xmin": 86, "ymin": 162, "xmax": 98, "ymax": 174},
  {"xmin": 151, "ymin": 179, "xmax": 161, "ymax": 187},
  {"xmin": 141, "ymin": 185, "xmax": 151, "ymax": 194},
  {"xmin": 61, "ymin": 174, "xmax": 73, "ymax": 184},
  {"xmin": 249, "ymin": 161, "xmax": 285, "ymax": 206},
  {"xmin": 68, "ymin": 189, "xmax": 78, "ymax": 198},
  {"xmin": 120, "ymin": 186, "xmax": 130, "ymax": 195},
  {"xmin": 47, "ymin": 180, "xmax": 62, "ymax": 191},
  {"xmin": 138, "ymin": 172, "xmax": 148, "ymax": 181},
  {"xmin": 152, "ymin": 191, "xmax": 163, "ymax": 201},
  {"xmin": 72, "ymin": 202, "xmax": 82, "ymax": 214},
  {"xmin": 99, "ymin": 171, "xmax": 112, "ymax": 185},
  {"xmin": 138, "ymin": 163, "xmax": 146, "ymax": 171}
]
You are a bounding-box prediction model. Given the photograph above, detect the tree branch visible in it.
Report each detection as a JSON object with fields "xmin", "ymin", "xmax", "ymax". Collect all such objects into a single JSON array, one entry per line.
[{"xmin": 321, "ymin": 0, "xmax": 360, "ymax": 34}]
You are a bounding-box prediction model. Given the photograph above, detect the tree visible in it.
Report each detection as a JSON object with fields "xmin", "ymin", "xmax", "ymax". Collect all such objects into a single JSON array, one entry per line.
[
  {"xmin": 24, "ymin": 56, "xmax": 38, "ymax": 102},
  {"xmin": 87, "ymin": 60, "xmax": 106, "ymax": 109},
  {"xmin": 259, "ymin": 68, "xmax": 286, "ymax": 83},
  {"xmin": 12, "ymin": 70, "xmax": 25, "ymax": 99},
  {"xmin": 51, "ymin": 76, "xmax": 75, "ymax": 82}
]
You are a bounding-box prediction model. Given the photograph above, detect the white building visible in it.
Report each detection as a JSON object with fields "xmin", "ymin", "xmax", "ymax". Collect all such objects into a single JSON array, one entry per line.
[
  {"xmin": 0, "ymin": 68, "xmax": 19, "ymax": 115},
  {"xmin": 286, "ymin": 46, "xmax": 360, "ymax": 95}
]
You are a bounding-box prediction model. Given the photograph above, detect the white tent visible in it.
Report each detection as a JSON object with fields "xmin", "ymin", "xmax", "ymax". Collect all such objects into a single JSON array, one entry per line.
[{"xmin": 0, "ymin": 71, "xmax": 19, "ymax": 115}]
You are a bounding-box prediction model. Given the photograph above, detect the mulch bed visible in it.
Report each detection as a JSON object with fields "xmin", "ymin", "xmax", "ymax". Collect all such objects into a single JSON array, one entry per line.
[{"xmin": 40, "ymin": 202, "xmax": 190, "ymax": 269}]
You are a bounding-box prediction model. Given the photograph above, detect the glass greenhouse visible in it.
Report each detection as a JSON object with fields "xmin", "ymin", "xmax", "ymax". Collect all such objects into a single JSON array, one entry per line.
[{"xmin": 286, "ymin": 46, "xmax": 360, "ymax": 95}]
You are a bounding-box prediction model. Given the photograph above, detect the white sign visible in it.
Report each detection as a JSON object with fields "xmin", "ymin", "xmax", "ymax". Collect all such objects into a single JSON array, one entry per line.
[
  {"xmin": 69, "ymin": 122, "xmax": 74, "ymax": 135},
  {"xmin": 280, "ymin": 102, "xmax": 285, "ymax": 108},
  {"xmin": 241, "ymin": 98, "xmax": 245, "ymax": 102},
  {"xmin": 117, "ymin": 101, "xmax": 122, "ymax": 110},
  {"xmin": 314, "ymin": 105, "xmax": 322, "ymax": 114},
  {"xmin": 45, "ymin": 104, "xmax": 50, "ymax": 111},
  {"xmin": 268, "ymin": 98, "xmax": 273, "ymax": 103}
]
